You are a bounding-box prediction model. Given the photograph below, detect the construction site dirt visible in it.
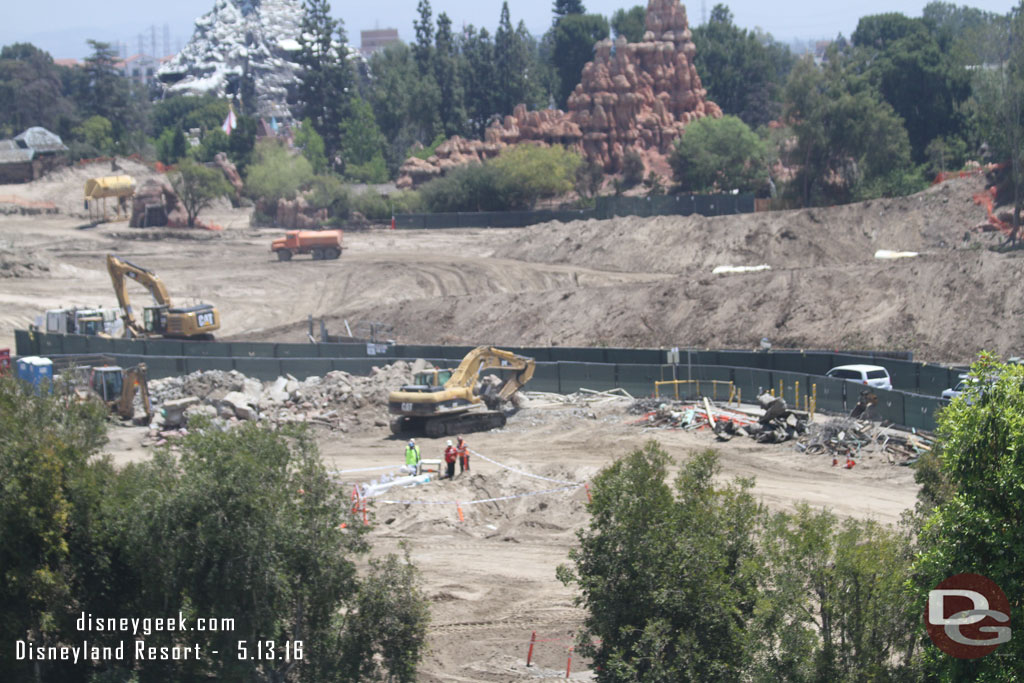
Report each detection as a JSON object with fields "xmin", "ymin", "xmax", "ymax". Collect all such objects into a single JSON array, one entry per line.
[{"xmin": 0, "ymin": 162, "xmax": 1005, "ymax": 679}]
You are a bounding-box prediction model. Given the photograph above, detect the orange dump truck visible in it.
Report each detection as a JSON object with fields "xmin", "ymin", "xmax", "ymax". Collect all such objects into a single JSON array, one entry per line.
[{"xmin": 271, "ymin": 230, "xmax": 343, "ymax": 261}]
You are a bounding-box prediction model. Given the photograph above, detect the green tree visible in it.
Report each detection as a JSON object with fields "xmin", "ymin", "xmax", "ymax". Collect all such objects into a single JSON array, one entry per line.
[
  {"xmin": 851, "ymin": 13, "xmax": 971, "ymax": 163},
  {"xmin": 912, "ymin": 355, "xmax": 1024, "ymax": 679},
  {"xmin": 0, "ymin": 43, "xmax": 71, "ymax": 136},
  {"xmin": 434, "ymin": 12, "xmax": 467, "ymax": 137},
  {"xmin": 297, "ymin": 0, "xmax": 355, "ymax": 170},
  {"xmin": 71, "ymin": 114, "xmax": 115, "ymax": 156},
  {"xmin": 621, "ymin": 148, "xmax": 644, "ymax": 188},
  {"xmin": 367, "ymin": 44, "xmax": 424, "ymax": 173},
  {"xmin": 194, "ymin": 127, "xmax": 230, "ymax": 163},
  {"xmin": 670, "ymin": 115, "xmax": 769, "ymax": 193},
  {"xmin": 551, "ymin": 13, "xmax": 609, "ymax": 107},
  {"xmin": 460, "ymin": 26, "xmax": 497, "ymax": 137},
  {"xmin": 611, "ymin": 5, "xmax": 646, "ymax": 43},
  {"xmin": 413, "ymin": 0, "xmax": 435, "ymax": 73},
  {"xmin": 559, "ymin": 444, "xmax": 763, "ymax": 681},
  {"xmin": 81, "ymin": 40, "xmax": 137, "ymax": 145},
  {"xmin": 294, "ymin": 118, "xmax": 328, "ymax": 174},
  {"xmin": 339, "ymin": 97, "xmax": 388, "ymax": 182},
  {"xmin": 553, "ymin": 0, "xmax": 586, "ymax": 18},
  {"xmin": 495, "ymin": 3, "xmax": 535, "ymax": 114},
  {"xmin": 170, "ymin": 158, "xmax": 232, "ymax": 227},
  {"xmin": 0, "ymin": 376, "xmax": 108, "ymax": 678},
  {"xmin": 785, "ymin": 54, "xmax": 916, "ymax": 205},
  {"xmin": 757, "ymin": 505, "xmax": 918, "ymax": 681},
  {"xmin": 965, "ymin": 8, "xmax": 1024, "ymax": 244},
  {"xmin": 489, "ymin": 143, "xmax": 581, "ymax": 208},
  {"xmin": 692, "ymin": 5, "xmax": 795, "ymax": 128},
  {"xmin": 227, "ymin": 114, "xmax": 258, "ymax": 172},
  {"xmin": 245, "ymin": 139, "xmax": 315, "ymax": 204}
]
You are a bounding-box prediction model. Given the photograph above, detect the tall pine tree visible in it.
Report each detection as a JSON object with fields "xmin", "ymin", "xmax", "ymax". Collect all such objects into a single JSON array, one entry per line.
[
  {"xmin": 297, "ymin": 0, "xmax": 355, "ymax": 170},
  {"xmin": 434, "ymin": 12, "xmax": 467, "ymax": 136},
  {"xmin": 494, "ymin": 2, "xmax": 529, "ymax": 115},
  {"xmin": 553, "ymin": 0, "xmax": 586, "ymax": 19}
]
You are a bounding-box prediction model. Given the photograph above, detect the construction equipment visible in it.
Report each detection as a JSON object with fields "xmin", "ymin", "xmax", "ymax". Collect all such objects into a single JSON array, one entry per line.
[
  {"xmin": 88, "ymin": 363, "xmax": 152, "ymax": 421},
  {"xmin": 388, "ymin": 346, "xmax": 535, "ymax": 437},
  {"xmin": 271, "ymin": 230, "xmax": 343, "ymax": 261},
  {"xmin": 84, "ymin": 175, "xmax": 135, "ymax": 223},
  {"xmin": 42, "ymin": 307, "xmax": 122, "ymax": 336},
  {"xmin": 106, "ymin": 254, "xmax": 220, "ymax": 339}
]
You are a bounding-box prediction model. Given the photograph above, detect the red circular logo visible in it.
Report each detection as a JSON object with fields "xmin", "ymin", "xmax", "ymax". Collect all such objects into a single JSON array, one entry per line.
[{"xmin": 926, "ymin": 573, "xmax": 1011, "ymax": 659}]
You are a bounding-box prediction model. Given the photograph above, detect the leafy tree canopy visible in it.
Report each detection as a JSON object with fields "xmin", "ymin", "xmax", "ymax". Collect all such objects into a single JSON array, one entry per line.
[{"xmin": 670, "ymin": 114, "xmax": 769, "ymax": 193}]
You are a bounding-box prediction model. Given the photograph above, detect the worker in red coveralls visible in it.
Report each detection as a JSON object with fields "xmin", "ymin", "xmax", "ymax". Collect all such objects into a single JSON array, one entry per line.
[
  {"xmin": 443, "ymin": 440, "xmax": 457, "ymax": 480},
  {"xmin": 456, "ymin": 436, "xmax": 469, "ymax": 475}
]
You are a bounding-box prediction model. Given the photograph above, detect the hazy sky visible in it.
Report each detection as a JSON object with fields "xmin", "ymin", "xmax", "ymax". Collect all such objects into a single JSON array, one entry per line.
[{"xmin": 2, "ymin": 0, "xmax": 1018, "ymax": 60}]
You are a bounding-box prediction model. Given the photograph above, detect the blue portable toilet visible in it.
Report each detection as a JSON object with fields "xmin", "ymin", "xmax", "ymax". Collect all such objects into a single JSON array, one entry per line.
[
  {"xmin": 34, "ymin": 357, "xmax": 53, "ymax": 391},
  {"xmin": 16, "ymin": 356, "xmax": 37, "ymax": 383}
]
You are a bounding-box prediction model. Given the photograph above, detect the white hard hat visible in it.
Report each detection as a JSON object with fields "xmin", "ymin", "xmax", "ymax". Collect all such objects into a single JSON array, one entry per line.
[
  {"xmin": 447, "ymin": 439, "xmax": 453, "ymax": 446},
  {"xmin": 408, "ymin": 439, "xmax": 415, "ymax": 445}
]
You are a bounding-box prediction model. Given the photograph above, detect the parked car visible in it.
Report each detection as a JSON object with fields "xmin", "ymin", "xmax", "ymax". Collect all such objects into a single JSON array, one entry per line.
[
  {"xmin": 825, "ymin": 364, "xmax": 893, "ymax": 391},
  {"xmin": 941, "ymin": 375, "xmax": 970, "ymax": 401}
]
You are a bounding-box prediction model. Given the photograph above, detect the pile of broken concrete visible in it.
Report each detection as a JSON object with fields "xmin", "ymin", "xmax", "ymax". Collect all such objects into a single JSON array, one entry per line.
[{"xmin": 143, "ymin": 361, "xmax": 422, "ymax": 444}]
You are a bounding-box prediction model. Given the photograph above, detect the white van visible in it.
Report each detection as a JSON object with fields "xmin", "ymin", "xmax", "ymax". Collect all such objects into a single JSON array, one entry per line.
[{"xmin": 826, "ymin": 364, "xmax": 893, "ymax": 391}]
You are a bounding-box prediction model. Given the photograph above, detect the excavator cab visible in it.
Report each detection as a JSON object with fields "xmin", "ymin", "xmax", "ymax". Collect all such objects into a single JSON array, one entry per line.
[
  {"xmin": 143, "ymin": 305, "xmax": 169, "ymax": 334},
  {"xmin": 76, "ymin": 316, "xmax": 105, "ymax": 336},
  {"xmin": 409, "ymin": 369, "xmax": 453, "ymax": 389},
  {"xmin": 91, "ymin": 366, "xmax": 124, "ymax": 402}
]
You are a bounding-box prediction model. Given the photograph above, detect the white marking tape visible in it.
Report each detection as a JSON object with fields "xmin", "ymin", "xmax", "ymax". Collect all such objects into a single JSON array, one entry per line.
[
  {"xmin": 376, "ymin": 484, "xmax": 582, "ymax": 506},
  {"xmin": 328, "ymin": 465, "xmax": 404, "ymax": 474},
  {"xmin": 468, "ymin": 448, "xmax": 578, "ymax": 486}
]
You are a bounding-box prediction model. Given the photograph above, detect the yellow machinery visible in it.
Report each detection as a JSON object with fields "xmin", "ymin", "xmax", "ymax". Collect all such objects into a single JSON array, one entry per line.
[
  {"xmin": 106, "ymin": 254, "xmax": 220, "ymax": 339},
  {"xmin": 89, "ymin": 363, "xmax": 152, "ymax": 421},
  {"xmin": 85, "ymin": 175, "xmax": 135, "ymax": 223},
  {"xmin": 388, "ymin": 346, "xmax": 535, "ymax": 437}
]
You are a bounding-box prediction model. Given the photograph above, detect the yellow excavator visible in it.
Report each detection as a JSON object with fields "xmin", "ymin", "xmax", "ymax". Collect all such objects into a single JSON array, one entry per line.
[
  {"xmin": 106, "ymin": 254, "xmax": 220, "ymax": 339},
  {"xmin": 88, "ymin": 363, "xmax": 153, "ymax": 421},
  {"xmin": 388, "ymin": 346, "xmax": 535, "ymax": 437}
]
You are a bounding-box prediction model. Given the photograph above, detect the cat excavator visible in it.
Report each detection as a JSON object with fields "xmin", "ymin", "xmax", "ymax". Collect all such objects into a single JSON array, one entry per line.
[
  {"xmin": 388, "ymin": 346, "xmax": 535, "ymax": 437},
  {"xmin": 89, "ymin": 363, "xmax": 153, "ymax": 421},
  {"xmin": 106, "ymin": 254, "xmax": 220, "ymax": 339}
]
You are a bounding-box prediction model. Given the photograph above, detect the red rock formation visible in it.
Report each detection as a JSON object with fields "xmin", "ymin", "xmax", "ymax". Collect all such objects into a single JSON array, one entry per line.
[{"xmin": 396, "ymin": 0, "xmax": 719, "ymax": 188}]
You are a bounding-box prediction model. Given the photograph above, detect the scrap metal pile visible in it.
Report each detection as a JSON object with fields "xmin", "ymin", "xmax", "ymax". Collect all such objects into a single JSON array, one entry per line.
[{"xmin": 631, "ymin": 390, "xmax": 933, "ymax": 466}]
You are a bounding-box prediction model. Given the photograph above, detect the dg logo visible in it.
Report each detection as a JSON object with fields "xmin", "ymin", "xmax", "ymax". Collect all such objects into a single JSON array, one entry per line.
[{"xmin": 926, "ymin": 573, "xmax": 1011, "ymax": 659}]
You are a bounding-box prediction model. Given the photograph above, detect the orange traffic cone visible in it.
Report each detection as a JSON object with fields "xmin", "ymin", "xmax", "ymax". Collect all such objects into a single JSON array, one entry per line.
[
  {"xmin": 832, "ymin": 457, "xmax": 838, "ymax": 467},
  {"xmin": 390, "ymin": 216, "xmax": 396, "ymax": 230}
]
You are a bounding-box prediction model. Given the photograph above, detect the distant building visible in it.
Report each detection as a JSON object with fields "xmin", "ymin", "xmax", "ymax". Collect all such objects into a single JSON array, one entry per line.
[
  {"xmin": 0, "ymin": 127, "xmax": 69, "ymax": 183},
  {"xmin": 115, "ymin": 54, "xmax": 174, "ymax": 86},
  {"xmin": 360, "ymin": 29, "xmax": 400, "ymax": 56},
  {"xmin": 53, "ymin": 58, "xmax": 81, "ymax": 68}
]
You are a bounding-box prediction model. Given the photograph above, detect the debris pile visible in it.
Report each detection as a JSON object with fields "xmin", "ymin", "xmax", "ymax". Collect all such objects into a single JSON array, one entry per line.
[
  {"xmin": 143, "ymin": 362, "xmax": 418, "ymax": 441},
  {"xmin": 630, "ymin": 392, "xmax": 810, "ymax": 443},
  {"xmin": 797, "ymin": 418, "xmax": 933, "ymax": 466}
]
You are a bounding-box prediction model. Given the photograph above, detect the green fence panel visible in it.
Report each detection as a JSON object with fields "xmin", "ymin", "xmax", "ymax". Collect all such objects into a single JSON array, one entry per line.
[
  {"xmin": 871, "ymin": 387, "xmax": 905, "ymax": 425},
  {"xmin": 232, "ymin": 358, "xmax": 281, "ymax": 381},
  {"xmin": 85, "ymin": 335, "xmax": 114, "ymax": 354},
  {"xmin": 275, "ymin": 343, "xmax": 317, "ymax": 358},
  {"xmin": 227, "ymin": 342, "xmax": 273, "ymax": 358},
  {"xmin": 14, "ymin": 329, "xmax": 36, "ymax": 356},
  {"xmin": 550, "ymin": 347, "xmax": 606, "ymax": 363},
  {"xmin": 605, "ymin": 348, "xmax": 663, "ymax": 365},
  {"xmin": 510, "ymin": 346, "xmax": 553, "ymax": 362},
  {"xmin": 812, "ymin": 377, "xmax": 847, "ymax": 413},
  {"xmin": 615, "ymin": 363, "xmax": 662, "ymax": 398},
  {"xmin": 457, "ymin": 212, "xmax": 489, "ymax": 228},
  {"xmin": 38, "ymin": 333, "xmax": 63, "ymax": 355},
  {"xmin": 110, "ymin": 338, "xmax": 141, "ymax": 355},
  {"xmin": 184, "ymin": 357, "xmax": 234, "ymax": 373},
  {"xmin": 524, "ymin": 362, "xmax": 560, "ymax": 393},
  {"xmin": 279, "ymin": 358, "xmax": 334, "ymax": 380},
  {"xmin": 557, "ymin": 362, "xmax": 617, "ymax": 392},
  {"xmin": 143, "ymin": 356, "xmax": 183, "ymax": 379},
  {"xmin": 770, "ymin": 371, "xmax": 813, "ymax": 408},
  {"xmin": 882, "ymin": 359, "xmax": 917, "ymax": 392},
  {"xmin": 919, "ymin": 364, "xmax": 957, "ymax": 397},
  {"xmin": 731, "ymin": 368, "xmax": 773, "ymax": 402},
  {"xmin": 718, "ymin": 350, "xmax": 767, "ymax": 369},
  {"xmin": 145, "ymin": 339, "xmax": 184, "ymax": 356},
  {"xmin": 331, "ymin": 358, "xmax": 379, "ymax": 376},
  {"xmin": 770, "ymin": 352, "xmax": 809, "ymax": 373},
  {"xmin": 59, "ymin": 335, "xmax": 90, "ymax": 355},
  {"xmin": 394, "ymin": 214, "xmax": 426, "ymax": 229},
  {"xmin": 690, "ymin": 350, "xmax": 717, "ymax": 365},
  {"xmin": 184, "ymin": 341, "xmax": 231, "ymax": 357},
  {"xmin": 737, "ymin": 194, "xmax": 755, "ymax": 213},
  {"xmin": 903, "ymin": 393, "xmax": 945, "ymax": 432},
  {"xmin": 316, "ymin": 343, "xmax": 369, "ymax": 358},
  {"xmin": 797, "ymin": 352, "xmax": 834, "ymax": 377},
  {"xmin": 829, "ymin": 352, "xmax": 880, "ymax": 369},
  {"xmin": 423, "ymin": 212, "xmax": 458, "ymax": 229},
  {"xmin": 111, "ymin": 354, "xmax": 145, "ymax": 370}
]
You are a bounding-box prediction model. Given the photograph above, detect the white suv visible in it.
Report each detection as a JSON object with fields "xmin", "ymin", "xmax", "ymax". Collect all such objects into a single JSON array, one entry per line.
[{"xmin": 825, "ymin": 364, "xmax": 893, "ymax": 391}]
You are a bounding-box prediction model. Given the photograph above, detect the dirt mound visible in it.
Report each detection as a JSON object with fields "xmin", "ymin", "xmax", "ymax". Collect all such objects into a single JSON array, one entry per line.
[
  {"xmin": 0, "ymin": 242, "xmax": 53, "ymax": 278},
  {"xmin": 0, "ymin": 158, "xmax": 163, "ymax": 217},
  {"xmin": 502, "ymin": 176, "xmax": 989, "ymax": 275}
]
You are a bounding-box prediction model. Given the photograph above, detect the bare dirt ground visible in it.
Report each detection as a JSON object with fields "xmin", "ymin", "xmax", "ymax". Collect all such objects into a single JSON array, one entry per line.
[{"xmin": 0, "ymin": 160, "xmax": 989, "ymax": 679}]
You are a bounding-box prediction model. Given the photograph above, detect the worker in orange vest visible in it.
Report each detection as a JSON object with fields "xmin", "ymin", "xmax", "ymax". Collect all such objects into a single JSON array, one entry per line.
[
  {"xmin": 443, "ymin": 440, "xmax": 457, "ymax": 480},
  {"xmin": 456, "ymin": 436, "xmax": 469, "ymax": 475}
]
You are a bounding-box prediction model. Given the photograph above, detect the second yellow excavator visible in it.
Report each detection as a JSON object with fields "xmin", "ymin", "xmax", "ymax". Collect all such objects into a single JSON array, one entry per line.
[
  {"xmin": 388, "ymin": 346, "xmax": 535, "ymax": 437},
  {"xmin": 106, "ymin": 254, "xmax": 220, "ymax": 339}
]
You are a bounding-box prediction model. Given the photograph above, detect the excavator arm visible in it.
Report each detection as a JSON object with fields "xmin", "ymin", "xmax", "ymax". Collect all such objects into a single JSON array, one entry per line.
[
  {"xmin": 445, "ymin": 346, "xmax": 535, "ymax": 402},
  {"xmin": 116, "ymin": 363, "xmax": 152, "ymax": 421},
  {"xmin": 106, "ymin": 254, "xmax": 173, "ymax": 337}
]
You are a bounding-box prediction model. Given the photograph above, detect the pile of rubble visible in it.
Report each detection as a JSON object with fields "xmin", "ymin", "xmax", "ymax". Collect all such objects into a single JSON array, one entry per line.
[
  {"xmin": 142, "ymin": 361, "xmax": 420, "ymax": 443},
  {"xmin": 797, "ymin": 418, "xmax": 933, "ymax": 466},
  {"xmin": 631, "ymin": 393, "xmax": 808, "ymax": 444}
]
